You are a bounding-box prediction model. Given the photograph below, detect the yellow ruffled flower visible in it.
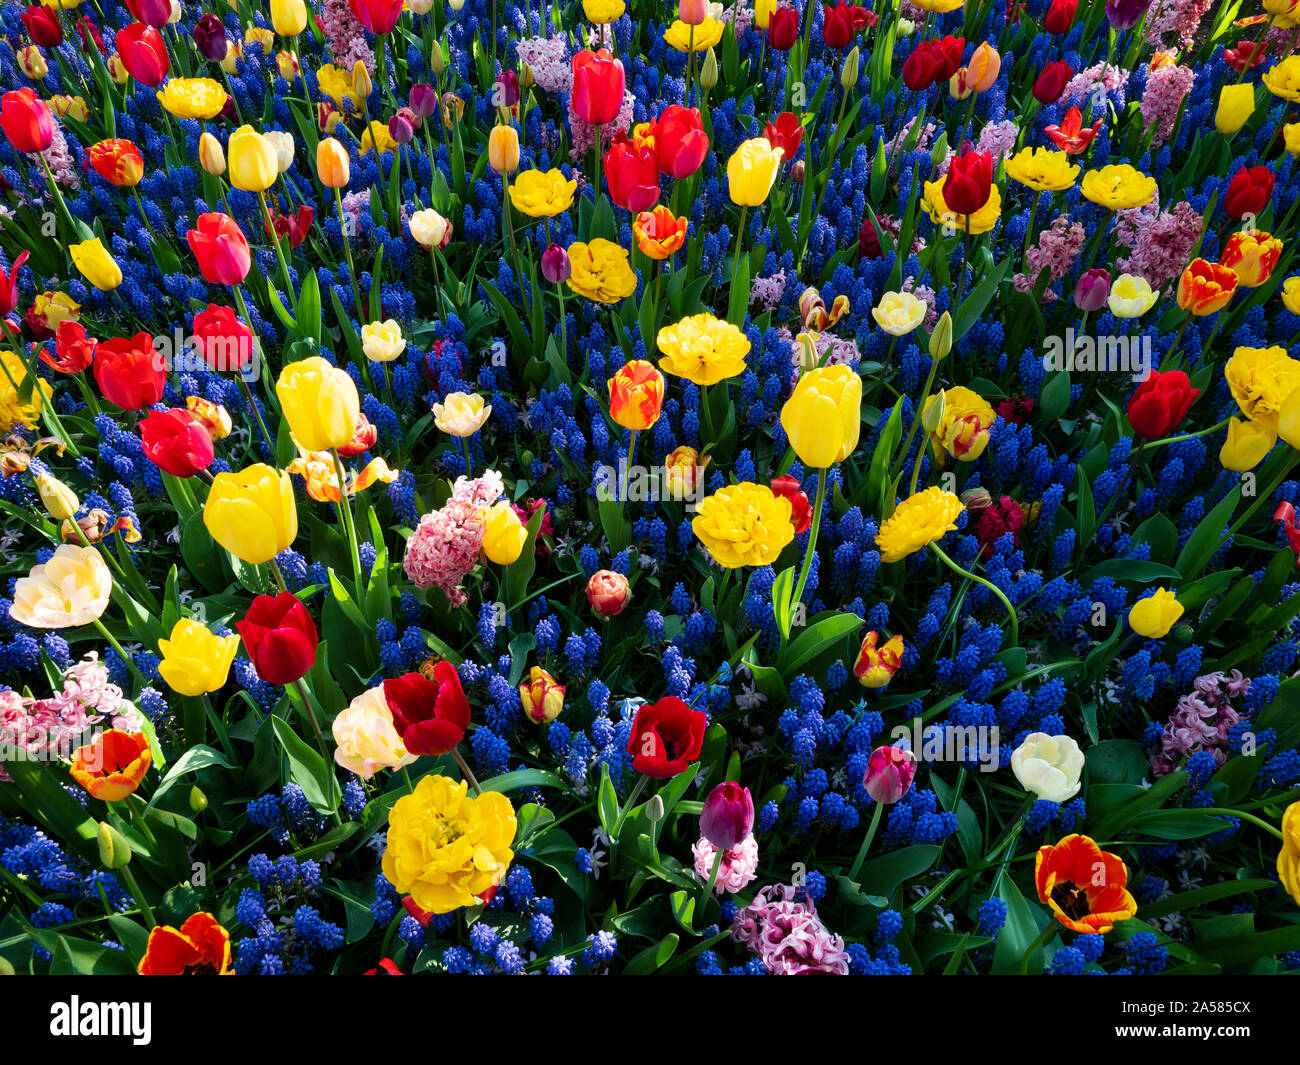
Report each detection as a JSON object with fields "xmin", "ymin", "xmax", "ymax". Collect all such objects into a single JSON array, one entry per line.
[
  {"xmin": 1263, "ymin": 55, "xmax": 1300, "ymax": 101},
  {"xmin": 656, "ymin": 313, "xmax": 751, "ymax": 386},
  {"xmin": 157, "ymin": 618, "xmax": 240, "ymax": 698},
  {"xmin": 1080, "ymin": 164, "xmax": 1158, "ymax": 210},
  {"xmin": 566, "ymin": 239, "xmax": 638, "ymax": 303},
  {"xmin": 382, "ymin": 775, "xmax": 517, "ymax": 914},
  {"xmin": 664, "ymin": 16, "xmax": 724, "ymax": 52},
  {"xmin": 582, "ymin": 0, "xmax": 626, "ymax": 22},
  {"xmin": 926, "ymin": 386, "xmax": 997, "ymax": 463},
  {"xmin": 726, "ymin": 136, "xmax": 783, "ymax": 206},
  {"xmin": 1107, "ymin": 273, "xmax": 1160, "ymax": 318},
  {"xmin": 507, "ymin": 168, "xmax": 577, "ymax": 218},
  {"xmin": 780, "ymin": 364, "xmax": 862, "ymax": 468},
  {"xmin": 433, "ymin": 391, "xmax": 492, "ymax": 437},
  {"xmin": 1279, "ymin": 801, "xmax": 1300, "ymax": 907},
  {"xmin": 1128, "ymin": 587, "xmax": 1183, "ymax": 639},
  {"xmin": 1219, "ymin": 417, "xmax": 1277, "ymax": 472},
  {"xmin": 875, "ymin": 487, "xmax": 964, "ymax": 563},
  {"xmin": 156, "ymin": 77, "xmax": 227, "ymax": 120},
  {"xmin": 1004, "ymin": 147, "xmax": 1079, "ymax": 192},
  {"xmin": 692, "ymin": 482, "xmax": 795, "ymax": 568},
  {"xmin": 359, "ymin": 120, "xmax": 398, "ymax": 156},
  {"xmin": 921, "ymin": 179, "xmax": 1002, "ymax": 234},
  {"xmin": 1224, "ymin": 345, "xmax": 1300, "ymax": 431},
  {"xmin": 871, "ymin": 291, "xmax": 926, "ymax": 336},
  {"xmin": 0, "ymin": 350, "xmax": 52, "ymax": 432},
  {"xmin": 315, "ymin": 64, "xmax": 358, "ymax": 110},
  {"xmin": 9, "ymin": 545, "xmax": 111, "ymax": 629}
]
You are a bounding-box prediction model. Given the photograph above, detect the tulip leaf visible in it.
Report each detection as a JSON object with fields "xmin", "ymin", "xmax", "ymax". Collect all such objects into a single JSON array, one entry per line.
[
  {"xmin": 597, "ymin": 762, "xmax": 619, "ymax": 836},
  {"xmin": 269, "ymin": 714, "xmax": 341, "ymax": 814},
  {"xmin": 622, "ymin": 933, "xmax": 679, "ymax": 975},
  {"xmin": 1174, "ymin": 484, "xmax": 1241, "ymax": 581},
  {"xmin": 779, "ymin": 611, "xmax": 863, "ymax": 676},
  {"xmin": 146, "ymin": 744, "xmax": 234, "ymax": 811}
]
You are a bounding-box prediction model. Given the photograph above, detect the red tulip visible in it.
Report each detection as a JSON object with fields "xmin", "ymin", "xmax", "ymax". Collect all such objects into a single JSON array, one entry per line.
[
  {"xmin": 650, "ymin": 105, "xmax": 709, "ymax": 178},
  {"xmin": 266, "ymin": 204, "xmax": 315, "ymax": 249},
  {"xmin": 768, "ymin": 7, "xmax": 799, "ymax": 50},
  {"xmin": 762, "ymin": 112, "xmax": 803, "ymax": 161},
  {"xmin": 363, "ymin": 958, "xmax": 405, "ymax": 976},
  {"xmin": 347, "ymin": 0, "xmax": 405, "ymax": 35},
  {"xmin": 603, "ymin": 132, "xmax": 660, "ymax": 212},
  {"xmin": 0, "ymin": 88, "xmax": 54, "ymax": 154},
  {"xmin": 115, "ymin": 23, "xmax": 170, "ymax": 87},
  {"xmin": 21, "ymin": 5, "xmax": 62, "ymax": 47},
  {"xmin": 943, "ymin": 150, "xmax": 993, "ymax": 217},
  {"xmin": 627, "ymin": 696, "xmax": 707, "ymax": 779},
  {"xmin": 821, "ymin": 2, "xmax": 860, "ymax": 48},
  {"xmin": 187, "ymin": 213, "xmax": 252, "ymax": 286},
  {"xmin": 1043, "ymin": 0, "xmax": 1077, "ymax": 34},
  {"xmin": 0, "ymin": 251, "xmax": 28, "ymax": 318},
  {"xmin": 1032, "ymin": 60, "xmax": 1073, "ymax": 104},
  {"xmin": 139, "ymin": 409, "xmax": 215, "ymax": 478},
  {"xmin": 1126, "ymin": 369, "xmax": 1199, "ymax": 440},
  {"xmin": 383, "ymin": 662, "xmax": 471, "ymax": 757},
  {"xmin": 87, "ymin": 139, "xmax": 145, "ymax": 187},
  {"xmin": 770, "ymin": 474, "xmax": 811, "ymax": 534},
  {"xmin": 571, "ymin": 49, "xmax": 625, "ymax": 126},
  {"xmin": 192, "ymin": 304, "xmax": 255, "ymax": 372},
  {"xmin": 337, "ymin": 413, "xmax": 379, "ymax": 457},
  {"xmin": 235, "ymin": 592, "xmax": 320, "ymax": 686},
  {"xmin": 94, "ymin": 332, "xmax": 166, "ymax": 410},
  {"xmin": 901, "ymin": 35, "xmax": 965, "ymax": 91},
  {"xmin": 1043, "ymin": 106, "xmax": 1103, "ymax": 154},
  {"xmin": 42, "ymin": 320, "xmax": 97, "ymax": 374},
  {"xmin": 1223, "ymin": 165, "xmax": 1274, "ymax": 221},
  {"xmin": 1224, "ymin": 41, "xmax": 1267, "ymax": 74}
]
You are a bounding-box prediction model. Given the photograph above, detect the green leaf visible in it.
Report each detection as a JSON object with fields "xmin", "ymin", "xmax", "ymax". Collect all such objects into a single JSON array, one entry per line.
[
  {"xmin": 779, "ymin": 611, "xmax": 863, "ymax": 675},
  {"xmin": 1174, "ymin": 486, "xmax": 1240, "ymax": 580},
  {"xmin": 479, "ymin": 768, "xmax": 565, "ymax": 794},
  {"xmin": 855, "ymin": 844, "xmax": 941, "ymax": 900},
  {"xmin": 269, "ymin": 715, "xmax": 341, "ymax": 814},
  {"xmin": 146, "ymin": 744, "xmax": 234, "ymax": 810},
  {"xmin": 622, "ymin": 933, "xmax": 679, "ymax": 974},
  {"xmin": 597, "ymin": 763, "xmax": 619, "ymax": 836}
]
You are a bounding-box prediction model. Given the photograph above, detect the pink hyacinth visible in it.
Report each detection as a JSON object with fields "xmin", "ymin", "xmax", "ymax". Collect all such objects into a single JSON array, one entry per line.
[
  {"xmin": 403, "ymin": 498, "xmax": 488, "ymax": 607},
  {"xmin": 731, "ymin": 883, "xmax": 850, "ymax": 975},
  {"xmin": 692, "ymin": 835, "xmax": 760, "ymax": 895},
  {"xmin": 43, "ymin": 122, "xmax": 80, "ymax": 190},
  {"xmin": 1113, "ymin": 199, "xmax": 1203, "ymax": 289},
  {"xmin": 319, "ymin": 0, "xmax": 374, "ymax": 73},
  {"xmin": 1139, "ymin": 63, "xmax": 1194, "ymax": 148},
  {"xmin": 1144, "ymin": 0, "xmax": 1214, "ymax": 50},
  {"xmin": 749, "ymin": 269, "xmax": 788, "ymax": 311},
  {"xmin": 1012, "ymin": 214, "xmax": 1086, "ymax": 301},
  {"xmin": 1149, "ymin": 671, "xmax": 1249, "ymax": 778},
  {"xmin": 1063, "ymin": 62, "xmax": 1130, "ymax": 109},
  {"xmin": 516, "ymin": 35, "xmax": 571, "ymax": 94}
]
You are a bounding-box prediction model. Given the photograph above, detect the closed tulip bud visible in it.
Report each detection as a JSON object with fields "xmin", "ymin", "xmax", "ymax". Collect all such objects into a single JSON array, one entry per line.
[
  {"xmin": 316, "ymin": 136, "xmax": 350, "ymax": 188},
  {"xmin": 929, "ymin": 310, "xmax": 952, "ymax": 361},
  {"xmin": 203, "ymin": 463, "xmax": 298, "ymax": 564},
  {"xmin": 645, "ymin": 793, "xmax": 666, "ymax": 823},
  {"xmin": 1215, "ymin": 82, "xmax": 1255, "ymax": 135},
  {"xmin": 270, "ymin": 0, "xmax": 308, "ymax": 36},
  {"xmin": 265, "ymin": 130, "xmax": 295, "ymax": 173},
  {"xmin": 18, "ymin": 46, "xmax": 48, "ymax": 81},
  {"xmin": 483, "ymin": 501, "xmax": 528, "ymax": 564},
  {"xmin": 680, "ymin": 0, "xmax": 710, "ymax": 24},
  {"xmin": 192, "ymin": 13, "xmax": 229, "ymax": 62},
  {"xmin": 276, "ymin": 50, "xmax": 301, "ymax": 80},
  {"xmin": 930, "ymin": 131, "xmax": 949, "ymax": 168},
  {"xmin": 36, "ymin": 472, "xmax": 79, "ymax": 521},
  {"xmin": 519, "ymin": 665, "xmax": 565, "ymax": 723},
  {"xmin": 389, "ymin": 111, "xmax": 415, "ymax": 144},
  {"xmin": 699, "ymin": 47, "xmax": 718, "ymax": 89},
  {"xmin": 97, "ymin": 821, "xmax": 133, "ymax": 869},
  {"xmin": 920, "ymin": 389, "xmax": 946, "ymax": 433},
  {"xmin": 1128, "ymin": 587, "xmax": 1183, "ymax": 638},
  {"xmin": 276, "ymin": 356, "xmax": 361, "ymax": 452},
  {"xmin": 841, "ymin": 45, "xmax": 860, "ymax": 89},
  {"xmin": 227, "ymin": 124, "xmax": 278, "ymax": 192},
  {"xmin": 70, "ymin": 238, "xmax": 123, "ymax": 291},
  {"xmin": 199, "ymin": 130, "xmax": 226, "ymax": 175},
  {"xmin": 780, "ymin": 364, "xmax": 862, "ymax": 468},
  {"xmin": 1220, "ymin": 416, "xmax": 1276, "ymax": 472},
  {"xmin": 409, "ymin": 0, "xmax": 434, "ymax": 11},
  {"xmin": 796, "ymin": 331, "xmax": 819, "ymax": 371},
  {"xmin": 520, "ymin": 63, "xmax": 534, "ymax": 90},
  {"xmin": 488, "ymin": 124, "xmax": 520, "ymax": 173},
  {"xmin": 587, "ymin": 569, "xmax": 631, "ymax": 616},
  {"xmin": 863, "ymin": 745, "xmax": 917, "ymax": 804},
  {"xmin": 0, "ymin": 956, "xmax": 13, "ymax": 975},
  {"xmin": 189, "ymin": 785, "xmax": 208, "ymax": 812},
  {"xmin": 967, "ymin": 41, "xmax": 1001, "ymax": 93},
  {"xmin": 352, "ymin": 59, "xmax": 373, "ymax": 100},
  {"xmin": 1073, "ymin": 267, "xmax": 1111, "ymax": 311},
  {"xmin": 430, "ymin": 41, "xmax": 445, "ymax": 75},
  {"xmin": 700, "ymin": 781, "xmax": 754, "ymax": 850},
  {"xmin": 540, "ymin": 243, "xmax": 571, "ymax": 284}
]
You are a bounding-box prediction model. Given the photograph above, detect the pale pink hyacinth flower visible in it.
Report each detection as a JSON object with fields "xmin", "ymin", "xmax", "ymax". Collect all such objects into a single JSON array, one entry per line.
[
  {"xmin": 402, "ymin": 473, "xmax": 507, "ymax": 606},
  {"xmin": 1139, "ymin": 63, "xmax": 1194, "ymax": 148},
  {"xmin": 692, "ymin": 835, "xmax": 760, "ymax": 895},
  {"xmin": 1150, "ymin": 671, "xmax": 1250, "ymax": 778},
  {"xmin": 516, "ymin": 35, "xmax": 571, "ymax": 94},
  {"xmin": 1063, "ymin": 62, "xmax": 1130, "ymax": 109},
  {"xmin": 732, "ymin": 883, "xmax": 850, "ymax": 975},
  {"xmin": 1012, "ymin": 214, "xmax": 1087, "ymax": 301},
  {"xmin": 319, "ymin": 0, "xmax": 374, "ymax": 73},
  {"xmin": 1113, "ymin": 199, "xmax": 1203, "ymax": 290},
  {"xmin": 1144, "ymin": 0, "xmax": 1214, "ymax": 50}
]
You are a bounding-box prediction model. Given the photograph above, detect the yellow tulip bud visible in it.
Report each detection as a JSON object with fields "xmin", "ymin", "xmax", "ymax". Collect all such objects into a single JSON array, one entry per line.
[
  {"xmin": 726, "ymin": 137, "xmax": 783, "ymax": 206},
  {"xmin": 69, "ymin": 238, "xmax": 123, "ymax": 291},
  {"xmin": 199, "ymin": 130, "xmax": 226, "ymax": 175},
  {"xmin": 1219, "ymin": 416, "xmax": 1276, "ymax": 472},
  {"xmin": 36, "ymin": 472, "xmax": 79, "ymax": 521},
  {"xmin": 275, "ymin": 356, "xmax": 361, "ymax": 452},
  {"xmin": 482, "ymin": 501, "xmax": 528, "ymax": 565},
  {"xmin": 779, "ymin": 364, "xmax": 862, "ymax": 468},
  {"xmin": 203, "ymin": 463, "xmax": 299, "ymax": 564},
  {"xmin": 1128, "ymin": 587, "xmax": 1183, "ymax": 639},
  {"xmin": 352, "ymin": 60, "xmax": 373, "ymax": 100},
  {"xmin": 97, "ymin": 821, "xmax": 133, "ymax": 869},
  {"xmin": 227, "ymin": 124, "xmax": 279, "ymax": 193},
  {"xmin": 1215, "ymin": 83, "xmax": 1256, "ymax": 135},
  {"xmin": 488, "ymin": 124, "xmax": 520, "ymax": 174},
  {"xmin": 431, "ymin": 40, "xmax": 446, "ymax": 76}
]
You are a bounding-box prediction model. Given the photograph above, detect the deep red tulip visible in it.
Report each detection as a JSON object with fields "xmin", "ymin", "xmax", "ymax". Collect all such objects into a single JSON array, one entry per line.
[
  {"xmin": 139, "ymin": 409, "xmax": 215, "ymax": 478},
  {"xmin": 771, "ymin": 474, "xmax": 812, "ymax": 534},
  {"xmin": 0, "ymin": 88, "xmax": 54, "ymax": 154},
  {"xmin": 192, "ymin": 13, "xmax": 229, "ymax": 63},
  {"xmin": 1043, "ymin": 0, "xmax": 1077, "ymax": 34},
  {"xmin": 42, "ymin": 320, "xmax": 97, "ymax": 374},
  {"xmin": 768, "ymin": 7, "xmax": 799, "ymax": 50},
  {"xmin": 235, "ymin": 592, "xmax": 320, "ymax": 686},
  {"xmin": 604, "ymin": 132, "xmax": 660, "ymax": 212},
  {"xmin": 383, "ymin": 662, "xmax": 471, "ymax": 757},
  {"xmin": 571, "ymin": 49, "xmax": 625, "ymax": 126},
  {"xmin": 348, "ymin": 0, "xmax": 405, "ymax": 35},
  {"xmin": 902, "ymin": 35, "xmax": 965, "ymax": 91},
  {"xmin": 1032, "ymin": 60, "xmax": 1073, "ymax": 104},
  {"xmin": 650, "ymin": 105, "xmax": 709, "ymax": 178},
  {"xmin": 93, "ymin": 332, "xmax": 166, "ymax": 410},
  {"xmin": 187, "ymin": 213, "xmax": 252, "ymax": 286},
  {"xmin": 1223, "ymin": 165, "xmax": 1274, "ymax": 220},
  {"xmin": 1126, "ymin": 369, "xmax": 1199, "ymax": 440},
  {"xmin": 762, "ymin": 112, "xmax": 803, "ymax": 161},
  {"xmin": 1224, "ymin": 41, "xmax": 1267, "ymax": 74},
  {"xmin": 115, "ymin": 23, "xmax": 170, "ymax": 87},
  {"xmin": 821, "ymin": 2, "xmax": 861, "ymax": 48},
  {"xmin": 627, "ymin": 696, "xmax": 707, "ymax": 779},
  {"xmin": 266, "ymin": 204, "xmax": 315, "ymax": 249},
  {"xmin": 21, "ymin": 5, "xmax": 62, "ymax": 47},
  {"xmin": 943, "ymin": 150, "xmax": 993, "ymax": 217},
  {"xmin": 0, "ymin": 251, "xmax": 28, "ymax": 319}
]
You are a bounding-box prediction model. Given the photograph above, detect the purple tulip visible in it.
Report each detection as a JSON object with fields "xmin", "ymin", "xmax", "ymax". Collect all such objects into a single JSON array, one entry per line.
[
  {"xmin": 541, "ymin": 243, "xmax": 571, "ymax": 285},
  {"xmin": 1073, "ymin": 267, "xmax": 1111, "ymax": 312},
  {"xmin": 409, "ymin": 83, "xmax": 438, "ymax": 118},
  {"xmin": 1104, "ymin": 0, "xmax": 1150, "ymax": 31},
  {"xmin": 136, "ymin": 0, "xmax": 173, "ymax": 29},
  {"xmin": 863, "ymin": 745, "xmax": 917, "ymax": 804},
  {"xmin": 495, "ymin": 71, "xmax": 520, "ymax": 108},
  {"xmin": 192, "ymin": 14, "xmax": 229, "ymax": 63},
  {"xmin": 700, "ymin": 782, "xmax": 754, "ymax": 851},
  {"xmin": 388, "ymin": 112, "xmax": 416, "ymax": 145}
]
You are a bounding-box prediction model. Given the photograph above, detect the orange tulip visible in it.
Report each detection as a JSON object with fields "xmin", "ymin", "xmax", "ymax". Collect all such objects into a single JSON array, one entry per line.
[
  {"xmin": 607, "ymin": 359, "xmax": 665, "ymax": 431},
  {"xmin": 69, "ymin": 729, "xmax": 152, "ymax": 802},
  {"xmin": 1176, "ymin": 257, "xmax": 1239, "ymax": 315},
  {"xmin": 632, "ymin": 205, "xmax": 688, "ymax": 260},
  {"xmin": 1219, "ymin": 230, "xmax": 1283, "ymax": 288},
  {"xmin": 138, "ymin": 912, "xmax": 234, "ymax": 975},
  {"xmin": 1034, "ymin": 833, "xmax": 1138, "ymax": 934},
  {"xmin": 87, "ymin": 139, "xmax": 144, "ymax": 187}
]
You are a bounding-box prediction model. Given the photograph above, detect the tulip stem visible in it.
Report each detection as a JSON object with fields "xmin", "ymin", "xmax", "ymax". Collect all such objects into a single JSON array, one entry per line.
[
  {"xmin": 125, "ymin": 793, "xmax": 160, "ymax": 853},
  {"xmin": 1144, "ymin": 416, "xmax": 1230, "ymax": 450},
  {"xmin": 728, "ymin": 205, "xmax": 748, "ymax": 309},
  {"xmin": 91, "ymin": 618, "xmax": 149, "ymax": 688},
  {"xmin": 291, "ymin": 678, "xmax": 331, "ymax": 770},
  {"xmin": 460, "ymin": 435, "xmax": 473, "ymax": 477},
  {"xmin": 259, "ymin": 190, "xmax": 297, "ymax": 313},
  {"xmin": 269, "ymin": 557, "xmax": 291, "ymax": 595},
  {"xmin": 894, "ymin": 355, "xmax": 940, "ymax": 483},
  {"xmin": 847, "ymin": 798, "xmax": 884, "ymax": 881},
  {"xmin": 117, "ymin": 866, "xmax": 156, "ymax": 929},
  {"xmin": 782, "ymin": 466, "xmax": 827, "ymax": 650},
  {"xmin": 608, "ymin": 772, "xmax": 649, "ymax": 846},
  {"xmin": 929, "ymin": 541, "xmax": 1019, "ymax": 647},
  {"xmin": 698, "ymin": 844, "xmax": 723, "ymax": 908},
  {"xmin": 451, "ymin": 746, "xmax": 483, "ymax": 796},
  {"xmin": 1018, "ymin": 921, "xmax": 1058, "ymax": 974},
  {"xmin": 329, "ymin": 448, "xmax": 365, "ymax": 592},
  {"xmin": 334, "ymin": 188, "xmax": 368, "ymax": 323},
  {"xmin": 36, "ymin": 154, "xmax": 78, "ymax": 240}
]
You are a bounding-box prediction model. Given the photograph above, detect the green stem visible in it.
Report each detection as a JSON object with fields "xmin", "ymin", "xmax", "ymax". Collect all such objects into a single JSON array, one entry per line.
[
  {"xmin": 116, "ymin": 866, "xmax": 156, "ymax": 928},
  {"xmin": 847, "ymin": 799, "xmax": 884, "ymax": 880},
  {"xmin": 1018, "ymin": 920, "xmax": 1058, "ymax": 974},
  {"xmin": 929, "ymin": 541, "xmax": 1018, "ymax": 646},
  {"xmin": 782, "ymin": 467, "xmax": 828, "ymax": 648},
  {"xmin": 699, "ymin": 843, "xmax": 723, "ymax": 907},
  {"xmin": 330, "ymin": 448, "xmax": 364, "ymax": 591},
  {"xmin": 608, "ymin": 772, "xmax": 649, "ymax": 844},
  {"xmin": 451, "ymin": 746, "xmax": 483, "ymax": 796},
  {"xmin": 91, "ymin": 618, "xmax": 148, "ymax": 688}
]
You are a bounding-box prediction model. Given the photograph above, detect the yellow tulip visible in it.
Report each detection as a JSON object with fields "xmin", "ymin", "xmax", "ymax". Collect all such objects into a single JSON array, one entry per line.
[
  {"xmin": 36, "ymin": 472, "xmax": 78, "ymax": 521},
  {"xmin": 519, "ymin": 666, "xmax": 565, "ymax": 724},
  {"xmin": 726, "ymin": 137, "xmax": 783, "ymax": 206},
  {"xmin": 489, "ymin": 125, "xmax": 521, "ymax": 174},
  {"xmin": 1215, "ymin": 83, "xmax": 1255, "ymax": 135},
  {"xmin": 1279, "ymin": 387, "xmax": 1300, "ymax": 450},
  {"xmin": 779, "ymin": 364, "xmax": 862, "ymax": 468},
  {"xmin": 275, "ymin": 356, "xmax": 361, "ymax": 452},
  {"xmin": 1279, "ymin": 801, "xmax": 1300, "ymax": 907},
  {"xmin": 156, "ymin": 77, "xmax": 227, "ymax": 120},
  {"xmin": 1283, "ymin": 276, "xmax": 1300, "ymax": 314},
  {"xmin": 270, "ymin": 0, "xmax": 308, "ymax": 36},
  {"xmin": 227, "ymin": 124, "xmax": 279, "ymax": 193},
  {"xmin": 199, "ymin": 131, "xmax": 226, "ymax": 176},
  {"xmin": 69, "ymin": 238, "xmax": 123, "ymax": 291},
  {"xmin": 432, "ymin": 391, "xmax": 492, "ymax": 437},
  {"xmin": 1219, "ymin": 417, "xmax": 1276, "ymax": 472},
  {"xmin": 9, "ymin": 545, "xmax": 111, "ymax": 629},
  {"xmin": 157, "ymin": 618, "xmax": 240, "ymax": 698},
  {"xmin": 203, "ymin": 463, "xmax": 299, "ymax": 564},
  {"xmin": 361, "ymin": 320, "xmax": 406, "ymax": 363},
  {"xmin": 1128, "ymin": 588, "xmax": 1183, "ymax": 639},
  {"xmin": 316, "ymin": 137, "xmax": 350, "ymax": 188},
  {"xmin": 482, "ymin": 501, "xmax": 528, "ymax": 565}
]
